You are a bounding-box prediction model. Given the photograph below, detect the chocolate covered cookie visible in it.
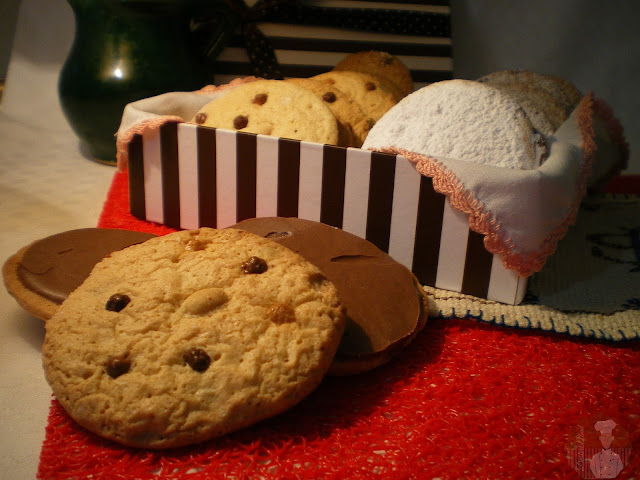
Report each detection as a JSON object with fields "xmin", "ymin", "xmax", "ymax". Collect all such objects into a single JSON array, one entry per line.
[
  {"xmin": 43, "ymin": 228, "xmax": 345, "ymax": 448},
  {"xmin": 3, "ymin": 228, "xmax": 156, "ymax": 320},
  {"xmin": 231, "ymin": 217, "xmax": 428, "ymax": 375}
]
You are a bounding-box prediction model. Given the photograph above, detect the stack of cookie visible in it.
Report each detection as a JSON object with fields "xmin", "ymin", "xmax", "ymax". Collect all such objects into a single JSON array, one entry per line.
[
  {"xmin": 191, "ymin": 51, "xmax": 413, "ymax": 148},
  {"xmin": 362, "ymin": 71, "xmax": 582, "ymax": 170},
  {"xmin": 4, "ymin": 219, "xmax": 428, "ymax": 449},
  {"xmin": 40, "ymin": 228, "xmax": 347, "ymax": 449}
]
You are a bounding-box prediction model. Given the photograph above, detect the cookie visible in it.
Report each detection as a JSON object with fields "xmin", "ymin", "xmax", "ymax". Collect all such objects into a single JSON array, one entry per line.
[
  {"xmin": 481, "ymin": 80, "xmax": 566, "ymax": 135},
  {"xmin": 477, "ymin": 70, "xmax": 582, "ymax": 135},
  {"xmin": 362, "ymin": 79, "xmax": 548, "ymax": 170},
  {"xmin": 191, "ymin": 79, "xmax": 339, "ymax": 145},
  {"xmin": 231, "ymin": 217, "xmax": 428, "ymax": 376},
  {"xmin": 2, "ymin": 228, "xmax": 156, "ymax": 321},
  {"xmin": 334, "ymin": 50, "xmax": 414, "ymax": 98},
  {"xmin": 286, "ymin": 77, "xmax": 372, "ymax": 147},
  {"xmin": 312, "ymin": 71, "xmax": 398, "ymax": 123},
  {"xmin": 42, "ymin": 228, "xmax": 345, "ymax": 448}
]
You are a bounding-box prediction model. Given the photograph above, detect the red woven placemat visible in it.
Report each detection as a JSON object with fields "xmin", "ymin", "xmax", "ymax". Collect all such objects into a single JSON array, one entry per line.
[{"xmin": 37, "ymin": 172, "xmax": 640, "ymax": 479}]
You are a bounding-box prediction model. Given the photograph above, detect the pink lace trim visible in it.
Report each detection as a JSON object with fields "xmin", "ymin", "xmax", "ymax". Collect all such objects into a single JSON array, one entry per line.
[
  {"xmin": 115, "ymin": 86, "xmax": 626, "ymax": 279},
  {"xmin": 116, "ymin": 117, "xmax": 184, "ymax": 171},
  {"xmin": 591, "ymin": 96, "xmax": 630, "ymax": 188},
  {"xmin": 117, "ymin": 77, "xmax": 261, "ymax": 171},
  {"xmin": 373, "ymin": 93, "xmax": 603, "ymax": 278}
]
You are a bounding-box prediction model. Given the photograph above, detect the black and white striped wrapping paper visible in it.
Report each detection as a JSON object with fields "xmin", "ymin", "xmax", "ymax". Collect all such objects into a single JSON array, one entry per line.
[
  {"xmin": 211, "ymin": 0, "xmax": 453, "ymax": 89},
  {"xmin": 128, "ymin": 122, "xmax": 528, "ymax": 305}
]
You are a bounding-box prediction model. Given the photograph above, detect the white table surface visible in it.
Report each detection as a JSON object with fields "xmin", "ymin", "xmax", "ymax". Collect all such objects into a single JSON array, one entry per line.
[
  {"xmin": 0, "ymin": 113, "xmax": 115, "ymax": 480},
  {"xmin": 0, "ymin": 4, "xmax": 116, "ymax": 475}
]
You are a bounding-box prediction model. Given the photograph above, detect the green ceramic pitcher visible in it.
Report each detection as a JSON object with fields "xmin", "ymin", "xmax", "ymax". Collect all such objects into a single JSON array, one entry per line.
[{"xmin": 59, "ymin": 0, "xmax": 224, "ymax": 164}]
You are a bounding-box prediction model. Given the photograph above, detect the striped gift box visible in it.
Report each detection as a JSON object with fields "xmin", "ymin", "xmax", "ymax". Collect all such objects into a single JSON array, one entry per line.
[
  {"xmin": 128, "ymin": 122, "xmax": 528, "ymax": 305},
  {"xmin": 211, "ymin": 0, "xmax": 453, "ymax": 88}
]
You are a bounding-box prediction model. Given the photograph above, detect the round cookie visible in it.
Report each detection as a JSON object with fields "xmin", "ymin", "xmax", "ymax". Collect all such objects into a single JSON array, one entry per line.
[
  {"xmin": 286, "ymin": 77, "xmax": 373, "ymax": 147},
  {"xmin": 362, "ymin": 79, "xmax": 548, "ymax": 170},
  {"xmin": 2, "ymin": 228, "xmax": 156, "ymax": 321},
  {"xmin": 312, "ymin": 71, "xmax": 398, "ymax": 123},
  {"xmin": 43, "ymin": 228, "xmax": 345, "ymax": 449},
  {"xmin": 231, "ymin": 217, "xmax": 428, "ymax": 376},
  {"xmin": 477, "ymin": 70, "xmax": 582, "ymax": 131},
  {"xmin": 191, "ymin": 79, "xmax": 339, "ymax": 145},
  {"xmin": 483, "ymin": 80, "xmax": 566, "ymax": 135},
  {"xmin": 476, "ymin": 70, "xmax": 581, "ymax": 135},
  {"xmin": 334, "ymin": 50, "xmax": 414, "ymax": 98}
]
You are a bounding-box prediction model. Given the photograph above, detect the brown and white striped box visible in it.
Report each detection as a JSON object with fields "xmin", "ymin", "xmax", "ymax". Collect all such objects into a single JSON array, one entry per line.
[{"xmin": 127, "ymin": 122, "xmax": 528, "ymax": 305}]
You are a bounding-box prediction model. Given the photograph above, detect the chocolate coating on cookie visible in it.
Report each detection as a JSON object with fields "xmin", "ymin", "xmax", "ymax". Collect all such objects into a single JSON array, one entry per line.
[
  {"xmin": 18, "ymin": 228, "xmax": 156, "ymax": 305},
  {"xmin": 231, "ymin": 217, "xmax": 428, "ymax": 375}
]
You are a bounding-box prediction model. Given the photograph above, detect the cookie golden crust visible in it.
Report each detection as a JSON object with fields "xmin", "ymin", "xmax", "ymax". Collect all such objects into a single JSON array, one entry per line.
[
  {"xmin": 191, "ymin": 79, "xmax": 339, "ymax": 145},
  {"xmin": 3, "ymin": 247, "xmax": 58, "ymax": 321},
  {"xmin": 334, "ymin": 50, "xmax": 414, "ymax": 98},
  {"xmin": 312, "ymin": 71, "xmax": 398, "ymax": 123},
  {"xmin": 285, "ymin": 77, "xmax": 372, "ymax": 147},
  {"xmin": 43, "ymin": 228, "xmax": 345, "ymax": 449}
]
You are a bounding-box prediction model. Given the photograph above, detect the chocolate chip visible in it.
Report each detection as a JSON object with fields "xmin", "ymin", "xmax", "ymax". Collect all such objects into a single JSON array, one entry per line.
[
  {"xmin": 383, "ymin": 56, "xmax": 394, "ymax": 65},
  {"xmin": 365, "ymin": 82, "xmax": 376, "ymax": 91},
  {"xmin": 268, "ymin": 303, "xmax": 296, "ymax": 324},
  {"xmin": 233, "ymin": 115, "xmax": 248, "ymax": 130},
  {"xmin": 241, "ymin": 256, "xmax": 268, "ymax": 274},
  {"xmin": 322, "ymin": 91, "xmax": 336, "ymax": 103},
  {"xmin": 105, "ymin": 355, "xmax": 130, "ymax": 378},
  {"xmin": 194, "ymin": 112, "xmax": 207, "ymax": 124},
  {"xmin": 105, "ymin": 293, "xmax": 130, "ymax": 312},
  {"xmin": 183, "ymin": 348, "xmax": 211, "ymax": 372},
  {"xmin": 252, "ymin": 93, "xmax": 268, "ymax": 105}
]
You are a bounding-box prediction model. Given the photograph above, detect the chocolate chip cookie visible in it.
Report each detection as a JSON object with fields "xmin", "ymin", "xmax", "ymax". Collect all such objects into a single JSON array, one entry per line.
[
  {"xmin": 312, "ymin": 71, "xmax": 399, "ymax": 123},
  {"xmin": 42, "ymin": 228, "xmax": 345, "ymax": 448},
  {"xmin": 191, "ymin": 79, "xmax": 339, "ymax": 145},
  {"xmin": 286, "ymin": 77, "xmax": 373, "ymax": 147},
  {"xmin": 334, "ymin": 50, "xmax": 414, "ymax": 98},
  {"xmin": 231, "ymin": 217, "xmax": 428, "ymax": 376}
]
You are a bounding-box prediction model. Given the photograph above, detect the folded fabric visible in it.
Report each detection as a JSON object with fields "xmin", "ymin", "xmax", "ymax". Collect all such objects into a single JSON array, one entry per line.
[{"xmin": 374, "ymin": 94, "xmax": 628, "ymax": 277}]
